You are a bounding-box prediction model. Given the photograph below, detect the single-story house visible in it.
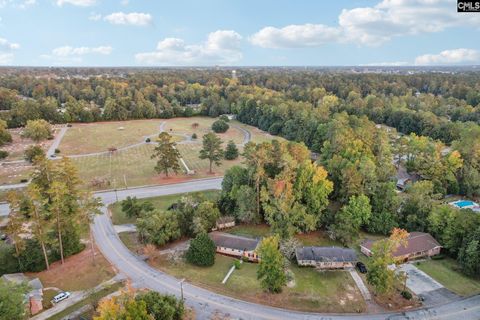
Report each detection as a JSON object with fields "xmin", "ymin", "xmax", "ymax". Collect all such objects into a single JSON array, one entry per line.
[
  {"xmin": 360, "ymin": 232, "xmax": 441, "ymax": 262},
  {"xmin": 212, "ymin": 216, "xmax": 235, "ymax": 231},
  {"xmin": 209, "ymin": 232, "xmax": 260, "ymax": 262},
  {"xmin": 396, "ymin": 165, "xmax": 421, "ymax": 191},
  {"xmin": 1, "ymin": 273, "xmax": 44, "ymax": 315},
  {"xmin": 295, "ymin": 246, "xmax": 358, "ymax": 269}
]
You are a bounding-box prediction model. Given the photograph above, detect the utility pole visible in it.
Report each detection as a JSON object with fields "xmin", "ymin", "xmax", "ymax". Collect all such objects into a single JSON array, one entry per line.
[
  {"xmin": 179, "ymin": 278, "xmax": 185, "ymax": 301},
  {"xmin": 113, "ymin": 178, "xmax": 118, "ymax": 202}
]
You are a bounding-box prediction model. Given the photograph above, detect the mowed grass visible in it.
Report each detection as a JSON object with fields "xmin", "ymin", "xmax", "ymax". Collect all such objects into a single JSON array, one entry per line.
[
  {"xmin": 154, "ymin": 254, "xmax": 365, "ymax": 313},
  {"xmin": 60, "ymin": 119, "xmax": 163, "ymax": 155},
  {"xmin": 110, "ymin": 190, "xmax": 220, "ymax": 225},
  {"xmin": 416, "ymin": 258, "xmax": 480, "ymax": 296},
  {"xmin": 0, "ymin": 165, "xmax": 32, "ymax": 185}
]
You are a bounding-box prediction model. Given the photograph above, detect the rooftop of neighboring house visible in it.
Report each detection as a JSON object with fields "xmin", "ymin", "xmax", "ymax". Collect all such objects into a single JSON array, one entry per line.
[
  {"xmin": 361, "ymin": 232, "xmax": 441, "ymax": 257},
  {"xmin": 209, "ymin": 232, "xmax": 260, "ymax": 251},
  {"xmin": 295, "ymin": 246, "xmax": 358, "ymax": 263}
]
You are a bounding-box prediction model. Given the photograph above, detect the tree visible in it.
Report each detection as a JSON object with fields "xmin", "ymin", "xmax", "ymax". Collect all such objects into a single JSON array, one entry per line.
[
  {"xmin": 121, "ymin": 196, "xmax": 154, "ymax": 219},
  {"xmin": 211, "ymin": 119, "xmax": 229, "ymax": 133},
  {"xmin": 0, "ymin": 281, "xmax": 28, "ymax": 320},
  {"xmin": 224, "ymin": 140, "xmax": 239, "ymax": 160},
  {"xmin": 192, "ymin": 201, "xmax": 220, "ymax": 235},
  {"xmin": 78, "ymin": 192, "xmax": 102, "ymax": 264},
  {"xmin": 94, "ymin": 286, "xmax": 152, "ymax": 320},
  {"xmin": 137, "ymin": 210, "xmax": 181, "ymax": 246},
  {"xmin": 367, "ymin": 228, "xmax": 409, "ymax": 294},
  {"xmin": 186, "ymin": 233, "xmax": 216, "ymax": 267},
  {"xmin": 22, "ymin": 119, "xmax": 51, "ymax": 142},
  {"xmin": 5, "ymin": 191, "xmax": 25, "ymax": 262},
  {"xmin": 199, "ymin": 132, "xmax": 223, "ymax": 174},
  {"xmin": 234, "ymin": 185, "xmax": 258, "ymax": 223},
  {"xmin": 24, "ymin": 145, "xmax": 45, "ymax": 163},
  {"xmin": 151, "ymin": 132, "xmax": 181, "ymax": 177},
  {"xmin": 257, "ymin": 235, "xmax": 286, "ymax": 293},
  {"xmin": 0, "ymin": 119, "xmax": 12, "ymax": 146},
  {"xmin": 135, "ymin": 292, "xmax": 184, "ymax": 320},
  {"xmin": 330, "ymin": 194, "xmax": 371, "ymax": 245}
]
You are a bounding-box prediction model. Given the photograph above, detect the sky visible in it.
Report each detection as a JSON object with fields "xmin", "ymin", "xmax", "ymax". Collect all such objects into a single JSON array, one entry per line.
[{"xmin": 0, "ymin": 0, "xmax": 479, "ymax": 66}]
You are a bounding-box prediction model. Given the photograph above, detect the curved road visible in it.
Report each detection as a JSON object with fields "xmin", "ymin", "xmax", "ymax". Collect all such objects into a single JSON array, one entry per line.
[{"xmin": 90, "ymin": 178, "xmax": 480, "ymax": 320}]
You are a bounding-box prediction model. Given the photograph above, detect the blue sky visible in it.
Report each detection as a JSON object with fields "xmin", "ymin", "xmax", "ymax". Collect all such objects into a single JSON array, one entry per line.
[{"xmin": 0, "ymin": 0, "xmax": 479, "ymax": 66}]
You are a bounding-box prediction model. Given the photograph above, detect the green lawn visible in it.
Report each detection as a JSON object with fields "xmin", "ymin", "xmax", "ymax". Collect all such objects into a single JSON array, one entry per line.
[
  {"xmin": 226, "ymin": 224, "xmax": 271, "ymax": 238},
  {"xmin": 0, "ymin": 165, "xmax": 32, "ymax": 185},
  {"xmin": 110, "ymin": 190, "xmax": 220, "ymax": 225},
  {"xmin": 118, "ymin": 232, "xmax": 143, "ymax": 255},
  {"xmin": 416, "ymin": 258, "xmax": 480, "ymax": 296},
  {"xmin": 154, "ymin": 254, "xmax": 365, "ymax": 313}
]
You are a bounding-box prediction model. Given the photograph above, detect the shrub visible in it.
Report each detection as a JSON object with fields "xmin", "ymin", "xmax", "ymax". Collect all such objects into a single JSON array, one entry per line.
[
  {"xmin": 136, "ymin": 291, "xmax": 184, "ymax": 320},
  {"xmin": 224, "ymin": 140, "xmax": 239, "ymax": 160},
  {"xmin": 186, "ymin": 233, "xmax": 216, "ymax": 267},
  {"xmin": 233, "ymin": 259, "xmax": 241, "ymax": 270},
  {"xmin": 401, "ymin": 290, "xmax": 412, "ymax": 300},
  {"xmin": 191, "ymin": 133, "xmax": 198, "ymax": 139},
  {"xmin": 24, "ymin": 145, "xmax": 45, "ymax": 163},
  {"xmin": 0, "ymin": 150, "xmax": 8, "ymax": 159},
  {"xmin": 211, "ymin": 120, "xmax": 229, "ymax": 133},
  {"xmin": 54, "ymin": 148, "xmax": 60, "ymax": 154},
  {"xmin": 145, "ymin": 137, "xmax": 151, "ymax": 143},
  {"xmin": 219, "ymin": 115, "xmax": 230, "ymax": 122}
]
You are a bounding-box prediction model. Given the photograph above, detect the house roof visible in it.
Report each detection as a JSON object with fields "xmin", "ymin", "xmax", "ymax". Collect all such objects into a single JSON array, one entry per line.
[
  {"xmin": 295, "ymin": 246, "xmax": 358, "ymax": 263},
  {"xmin": 209, "ymin": 232, "xmax": 259, "ymax": 251},
  {"xmin": 361, "ymin": 232, "xmax": 441, "ymax": 257},
  {"xmin": 216, "ymin": 216, "xmax": 235, "ymax": 224}
]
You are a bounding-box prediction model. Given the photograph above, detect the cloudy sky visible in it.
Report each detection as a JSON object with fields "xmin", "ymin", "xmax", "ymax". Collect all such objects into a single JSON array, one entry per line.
[{"xmin": 0, "ymin": 0, "xmax": 479, "ymax": 66}]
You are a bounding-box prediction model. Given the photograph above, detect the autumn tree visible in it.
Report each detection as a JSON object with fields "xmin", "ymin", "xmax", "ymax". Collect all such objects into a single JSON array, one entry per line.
[
  {"xmin": 5, "ymin": 191, "xmax": 25, "ymax": 263},
  {"xmin": 330, "ymin": 194, "xmax": 371, "ymax": 245},
  {"xmin": 94, "ymin": 286, "xmax": 152, "ymax": 320},
  {"xmin": 367, "ymin": 228, "xmax": 409, "ymax": 294},
  {"xmin": 0, "ymin": 119, "xmax": 12, "ymax": 146},
  {"xmin": 151, "ymin": 132, "xmax": 181, "ymax": 177},
  {"xmin": 199, "ymin": 132, "xmax": 223, "ymax": 173},
  {"xmin": 257, "ymin": 235, "xmax": 286, "ymax": 293},
  {"xmin": 22, "ymin": 119, "xmax": 52, "ymax": 142}
]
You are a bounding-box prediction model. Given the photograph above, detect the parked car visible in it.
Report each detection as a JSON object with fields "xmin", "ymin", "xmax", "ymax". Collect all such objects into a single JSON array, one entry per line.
[
  {"xmin": 52, "ymin": 291, "xmax": 71, "ymax": 303},
  {"xmin": 356, "ymin": 261, "xmax": 367, "ymax": 273},
  {"xmin": 0, "ymin": 234, "xmax": 6, "ymax": 241}
]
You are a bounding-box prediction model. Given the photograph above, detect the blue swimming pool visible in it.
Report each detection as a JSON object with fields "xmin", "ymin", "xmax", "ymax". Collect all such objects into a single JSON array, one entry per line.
[{"xmin": 455, "ymin": 200, "xmax": 476, "ymax": 208}]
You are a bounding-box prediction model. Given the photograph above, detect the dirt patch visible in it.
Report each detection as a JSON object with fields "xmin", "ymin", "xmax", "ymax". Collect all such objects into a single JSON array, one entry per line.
[{"xmin": 27, "ymin": 245, "xmax": 116, "ymax": 292}]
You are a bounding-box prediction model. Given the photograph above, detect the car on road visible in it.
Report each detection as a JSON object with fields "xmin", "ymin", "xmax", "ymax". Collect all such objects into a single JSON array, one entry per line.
[
  {"xmin": 52, "ymin": 291, "xmax": 71, "ymax": 303},
  {"xmin": 356, "ymin": 261, "xmax": 367, "ymax": 273}
]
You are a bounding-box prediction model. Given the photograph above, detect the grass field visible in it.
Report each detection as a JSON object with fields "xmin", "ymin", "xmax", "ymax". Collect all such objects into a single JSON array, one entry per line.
[
  {"xmin": 110, "ymin": 190, "xmax": 220, "ymax": 225},
  {"xmin": 0, "ymin": 164, "xmax": 32, "ymax": 185},
  {"xmin": 416, "ymin": 258, "xmax": 480, "ymax": 296},
  {"xmin": 153, "ymin": 254, "xmax": 365, "ymax": 313},
  {"xmin": 60, "ymin": 119, "xmax": 163, "ymax": 155}
]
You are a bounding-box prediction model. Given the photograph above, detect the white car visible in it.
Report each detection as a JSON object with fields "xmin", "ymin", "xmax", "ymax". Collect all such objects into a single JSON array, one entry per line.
[{"xmin": 52, "ymin": 291, "xmax": 71, "ymax": 304}]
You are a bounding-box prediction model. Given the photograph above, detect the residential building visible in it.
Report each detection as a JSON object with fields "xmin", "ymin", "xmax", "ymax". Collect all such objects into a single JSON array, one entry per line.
[
  {"xmin": 209, "ymin": 232, "xmax": 260, "ymax": 262},
  {"xmin": 295, "ymin": 246, "xmax": 358, "ymax": 269},
  {"xmin": 213, "ymin": 216, "xmax": 235, "ymax": 231},
  {"xmin": 360, "ymin": 232, "xmax": 441, "ymax": 262},
  {"xmin": 1, "ymin": 273, "xmax": 44, "ymax": 315}
]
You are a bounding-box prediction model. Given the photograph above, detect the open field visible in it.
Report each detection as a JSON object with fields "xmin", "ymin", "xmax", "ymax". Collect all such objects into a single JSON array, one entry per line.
[
  {"xmin": 110, "ymin": 189, "xmax": 220, "ymax": 225},
  {"xmin": 27, "ymin": 246, "xmax": 115, "ymax": 292},
  {"xmin": 2, "ymin": 127, "xmax": 61, "ymax": 162},
  {"xmin": 416, "ymin": 258, "xmax": 480, "ymax": 296},
  {"xmin": 153, "ymin": 254, "xmax": 365, "ymax": 313},
  {"xmin": 0, "ymin": 163, "xmax": 32, "ymax": 185},
  {"xmin": 59, "ymin": 119, "xmax": 163, "ymax": 155}
]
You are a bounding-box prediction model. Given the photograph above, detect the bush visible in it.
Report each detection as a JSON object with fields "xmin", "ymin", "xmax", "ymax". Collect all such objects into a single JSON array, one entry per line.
[
  {"xmin": 431, "ymin": 254, "xmax": 445, "ymax": 260},
  {"xmin": 186, "ymin": 233, "xmax": 216, "ymax": 267},
  {"xmin": 401, "ymin": 290, "xmax": 412, "ymax": 300},
  {"xmin": 224, "ymin": 140, "xmax": 239, "ymax": 160},
  {"xmin": 19, "ymin": 179, "xmax": 28, "ymax": 183},
  {"xmin": 211, "ymin": 120, "xmax": 229, "ymax": 133},
  {"xmin": 145, "ymin": 137, "xmax": 151, "ymax": 143},
  {"xmin": 54, "ymin": 148, "xmax": 60, "ymax": 154},
  {"xmin": 219, "ymin": 115, "xmax": 230, "ymax": 122},
  {"xmin": 191, "ymin": 133, "xmax": 198, "ymax": 139},
  {"xmin": 0, "ymin": 150, "xmax": 8, "ymax": 159},
  {"xmin": 233, "ymin": 259, "xmax": 241, "ymax": 270},
  {"xmin": 24, "ymin": 145, "xmax": 45, "ymax": 163},
  {"xmin": 136, "ymin": 291, "xmax": 184, "ymax": 320}
]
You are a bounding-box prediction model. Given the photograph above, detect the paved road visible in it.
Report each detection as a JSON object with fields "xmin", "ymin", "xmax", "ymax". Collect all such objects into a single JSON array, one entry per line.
[{"xmin": 47, "ymin": 126, "xmax": 68, "ymax": 158}]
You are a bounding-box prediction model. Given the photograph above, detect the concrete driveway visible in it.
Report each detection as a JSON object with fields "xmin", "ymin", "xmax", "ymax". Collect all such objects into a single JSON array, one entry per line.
[{"xmin": 397, "ymin": 263, "xmax": 459, "ymax": 306}]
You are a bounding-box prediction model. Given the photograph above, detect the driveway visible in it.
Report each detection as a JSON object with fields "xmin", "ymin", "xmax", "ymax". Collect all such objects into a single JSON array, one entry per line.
[{"xmin": 397, "ymin": 263, "xmax": 459, "ymax": 306}]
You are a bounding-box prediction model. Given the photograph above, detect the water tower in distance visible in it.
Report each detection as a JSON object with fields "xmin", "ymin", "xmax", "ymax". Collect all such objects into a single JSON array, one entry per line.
[{"xmin": 231, "ymin": 69, "xmax": 237, "ymax": 79}]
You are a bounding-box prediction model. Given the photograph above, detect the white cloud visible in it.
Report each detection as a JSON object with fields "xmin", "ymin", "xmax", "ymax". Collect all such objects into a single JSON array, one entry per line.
[
  {"xmin": 104, "ymin": 12, "xmax": 152, "ymax": 26},
  {"xmin": 135, "ymin": 30, "xmax": 242, "ymax": 66},
  {"xmin": 89, "ymin": 12, "xmax": 102, "ymax": 21},
  {"xmin": 0, "ymin": 37, "xmax": 19, "ymax": 65},
  {"xmin": 250, "ymin": 24, "xmax": 340, "ymax": 48},
  {"xmin": 415, "ymin": 48, "xmax": 480, "ymax": 65},
  {"xmin": 251, "ymin": 0, "xmax": 480, "ymax": 48},
  {"xmin": 0, "ymin": 0, "xmax": 36, "ymax": 8},
  {"xmin": 56, "ymin": 0, "xmax": 96, "ymax": 6},
  {"xmin": 50, "ymin": 45, "xmax": 112, "ymax": 57}
]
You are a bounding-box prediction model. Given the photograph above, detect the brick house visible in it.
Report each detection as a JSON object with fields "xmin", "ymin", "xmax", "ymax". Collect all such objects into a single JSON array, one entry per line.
[
  {"xmin": 295, "ymin": 246, "xmax": 358, "ymax": 269},
  {"xmin": 360, "ymin": 232, "xmax": 441, "ymax": 262},
  {"xmin": 209, "ymin": 232, "xmax": 260, "ymax": 262}
]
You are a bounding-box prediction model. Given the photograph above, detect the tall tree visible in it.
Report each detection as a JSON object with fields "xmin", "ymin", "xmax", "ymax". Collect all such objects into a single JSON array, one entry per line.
[
  {"xmin": 0, "ymin": 281, "xmax": 28, "ymax": 320},
  {"xmin": 151, "ymin": 132, "xmax": 181, "ymax": 177},
  {"xmin": 5, "ymin": 191, "xmax": 25, "ymax": 263},
  {"xmin": 257, "ymin": 235, "xmax": 286, "ymax": 293},
  {"xmin": 22, "ymin": 119, "xmax": 52, "ymax": 142},
  {"xmin": 199, "ymin": 132, "xmax": 223, "ymax": 174}
]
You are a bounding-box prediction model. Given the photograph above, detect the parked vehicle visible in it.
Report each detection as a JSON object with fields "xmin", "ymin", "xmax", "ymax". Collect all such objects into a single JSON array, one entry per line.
[
  {"xmin": 0, "ymin": 234, "xmax": 6, "ymax": 241},
  {"xmin": 52, "ymin": 291, "xmax": 71, "ymax": 303},
  {"xmin": 356, "ymin": 261, "xmax": 367, "ymax": 273}
]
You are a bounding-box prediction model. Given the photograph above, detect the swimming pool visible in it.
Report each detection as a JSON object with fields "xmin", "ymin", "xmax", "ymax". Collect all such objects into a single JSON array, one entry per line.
[{"xmin": 454, "ymin": 200, "xmax": 476, "ymax": 208}]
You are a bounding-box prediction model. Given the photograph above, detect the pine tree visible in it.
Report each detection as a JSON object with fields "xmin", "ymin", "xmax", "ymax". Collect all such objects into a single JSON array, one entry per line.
[
  {"xmin": 224, "ymin": 140, "xmax": 239, "ymax": 160},
  {"xmin": 199, "ymin": 132, "xmax": 223, "ymax": 174},
  {"xmin": 151, "ymin": 132, "xmax": 181, "ymax": 177},
  {"xmin": 257, "ymin": 235, "xmax": 286, "ymax": 293}
]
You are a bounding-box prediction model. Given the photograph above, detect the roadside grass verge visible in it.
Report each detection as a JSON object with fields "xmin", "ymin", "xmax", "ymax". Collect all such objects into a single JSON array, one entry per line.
[{"xmin": 415, "ymin": 258, "xmax": 480, "ymax": 296}]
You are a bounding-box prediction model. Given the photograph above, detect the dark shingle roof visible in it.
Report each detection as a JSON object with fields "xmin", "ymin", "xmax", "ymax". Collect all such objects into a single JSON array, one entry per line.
[
  {"xmin": 209, "ymin": 232, "xmax": 259, "ymax": 251},
  {"xmin": 361, "ymin": 232, "xmax": 441, "ymax": 257},
  {"xmin": 295, "ymin": 246, "xmax": 357, "ymax": 263}
]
